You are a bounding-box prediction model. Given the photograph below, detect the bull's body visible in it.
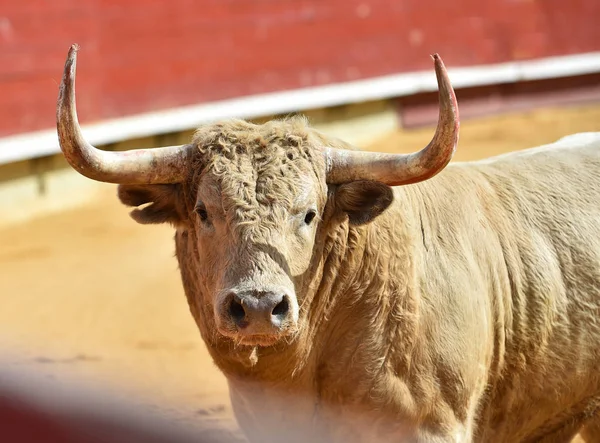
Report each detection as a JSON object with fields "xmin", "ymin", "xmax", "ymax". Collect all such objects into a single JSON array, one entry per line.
[{"xmin": 176, "ymin": 132, "xmax": 600, "ymax": 442}]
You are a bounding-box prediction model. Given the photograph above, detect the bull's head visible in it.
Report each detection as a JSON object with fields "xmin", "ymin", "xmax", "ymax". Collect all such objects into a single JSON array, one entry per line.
[{"xmin": 56, "ymin": 45, "xmax": 458, "ymax": 350}]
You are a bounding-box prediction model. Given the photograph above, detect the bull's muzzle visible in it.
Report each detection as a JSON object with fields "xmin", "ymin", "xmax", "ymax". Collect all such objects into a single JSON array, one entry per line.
[{"xmin": 216, "ymin": 289, "xmax": 299, "ymax": 346}]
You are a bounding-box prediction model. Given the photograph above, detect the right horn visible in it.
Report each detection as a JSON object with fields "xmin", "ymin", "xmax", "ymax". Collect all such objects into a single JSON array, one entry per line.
[
  {"xmin": 56, "ymin": 44, "xmax": 191, "ymax": 185},
  {"xmin": 325, "ymin": 54, "xmax": 459, "ymax": 186}
]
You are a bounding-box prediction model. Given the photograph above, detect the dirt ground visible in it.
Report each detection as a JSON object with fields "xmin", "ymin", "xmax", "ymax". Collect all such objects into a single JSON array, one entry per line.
[{"xmin": 1, "ymin": 103, "xmax": 600, "ymax": 441}]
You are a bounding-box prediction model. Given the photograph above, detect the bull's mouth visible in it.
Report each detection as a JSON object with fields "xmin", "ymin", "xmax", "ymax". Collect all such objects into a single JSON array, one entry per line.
[
  {"xmin": 217, "ymin": 325, "xmax": 298, "ymax": 348},
  {"xmin": 232, "ymin": 334, "xmax": 283, "ymax": 347}
]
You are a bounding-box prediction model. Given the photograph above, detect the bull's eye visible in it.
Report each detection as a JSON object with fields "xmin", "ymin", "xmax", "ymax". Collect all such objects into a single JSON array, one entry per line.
[
  {"xmin": 194, "ymin": 203, "xmax": 208, "ymax": 222},
  {"xmin": 304, "ymin": 210, "xmax": 317, "ymax": 225},
  {"xmin": 197, "ymin": 209, "xmax": 208, "ymax": 222}
]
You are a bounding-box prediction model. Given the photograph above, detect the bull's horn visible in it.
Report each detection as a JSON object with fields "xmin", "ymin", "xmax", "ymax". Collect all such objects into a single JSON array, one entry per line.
[
  {"xmin": 56, "ymin": 44, "xmax": 191, "ymax": 185},
  {"xmin": 325, "ymin": 54, "xmax": 459, "ymax": 186}
]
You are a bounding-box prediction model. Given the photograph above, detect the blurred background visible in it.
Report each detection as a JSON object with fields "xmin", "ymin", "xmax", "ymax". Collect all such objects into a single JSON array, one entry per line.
[{"xmin": 1, "ymin": 0, "xmax": 599, "ymax": 441}]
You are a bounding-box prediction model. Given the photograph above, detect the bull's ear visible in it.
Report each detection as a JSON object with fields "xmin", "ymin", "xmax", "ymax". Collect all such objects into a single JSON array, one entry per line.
[
  {"xmin": 117, "ymin": 184, "xmax": 186, "ymax": 227},
  {"xmin": 335, "ymin": 180, "xmax": 393, "ymax": 226}
]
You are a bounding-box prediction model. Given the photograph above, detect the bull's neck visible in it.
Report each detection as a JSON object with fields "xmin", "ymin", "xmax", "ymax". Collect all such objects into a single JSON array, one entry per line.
[{"xmin": 309, "ymin": 187, "xmax": 423, "ymax": 375}]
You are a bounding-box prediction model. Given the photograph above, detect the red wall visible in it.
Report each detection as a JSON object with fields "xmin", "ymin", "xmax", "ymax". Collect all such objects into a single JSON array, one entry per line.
[{"xmin": 2, "ymin": 0, "xmax": 599, "ymax": 138}]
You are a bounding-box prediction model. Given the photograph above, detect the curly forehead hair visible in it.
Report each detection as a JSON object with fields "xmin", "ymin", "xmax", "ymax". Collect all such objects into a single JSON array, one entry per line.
[
  {"xmin": 188, "ymin": 116, "xmax": 329, "ymax": 228},
  {"xmin": 193, "ymin": 115, "xmax": 310, "ymax": 155}
]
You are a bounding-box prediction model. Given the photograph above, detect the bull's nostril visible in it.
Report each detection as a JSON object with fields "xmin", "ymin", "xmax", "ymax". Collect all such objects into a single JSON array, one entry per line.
[
  {"xmin": 271, "ymin": 297, "xmax": 289, "ymax": 317},
  {"xmin": 228, "ymin": 298, "xmax": 246, "ymax": 324}
]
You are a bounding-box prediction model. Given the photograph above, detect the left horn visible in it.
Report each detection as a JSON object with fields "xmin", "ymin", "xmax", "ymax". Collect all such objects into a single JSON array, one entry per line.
[
  {"xmin": 325, "ymin": 54, "xmax": 459, "ymax": 186},
  {"xmin": 56, "ymin": 44, "xmax": 191, "ymax": 185}
]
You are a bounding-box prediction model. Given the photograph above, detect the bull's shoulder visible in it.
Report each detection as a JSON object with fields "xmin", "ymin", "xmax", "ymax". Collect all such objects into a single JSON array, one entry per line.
[{"xmin": 469, "ymin": 132, "xmax": 600, "ymax": 166}]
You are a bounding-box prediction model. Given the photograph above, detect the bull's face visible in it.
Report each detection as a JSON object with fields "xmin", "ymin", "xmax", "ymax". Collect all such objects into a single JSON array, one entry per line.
[
  {"xmin": 118, "ymin": 119, "xmax": 396, "ymax": 347},
  {"xmin": 55, "ymin": 45, "xmax": 458, "ymax": 350},
  {"xmin": 187, "ymin": 120, "xmax": 329, "ymax": 346}
]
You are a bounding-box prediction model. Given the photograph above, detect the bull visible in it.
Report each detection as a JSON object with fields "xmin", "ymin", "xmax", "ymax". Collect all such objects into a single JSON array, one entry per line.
[{"xmin": 55, "ymin": 44, "xmax": 600, "ymax": 442}]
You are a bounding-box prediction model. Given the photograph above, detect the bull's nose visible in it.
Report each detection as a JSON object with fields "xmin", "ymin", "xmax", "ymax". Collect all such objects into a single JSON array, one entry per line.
[{"xmin": 224, "ymin": 291, "xmax": 292, "ymax": 330}]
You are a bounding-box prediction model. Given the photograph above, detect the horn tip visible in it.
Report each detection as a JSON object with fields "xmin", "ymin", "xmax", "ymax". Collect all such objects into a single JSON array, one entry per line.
[
  {"xmin": 63, "ymin": 44, "xmax": 80, "ymax": 80},
  {"xmin": 68, "ymin": 44, "xmax": 80, "ymax": 60},
  {"xmin": 430, "ymin": 53, "xmax": 445, "ymax": 69}
]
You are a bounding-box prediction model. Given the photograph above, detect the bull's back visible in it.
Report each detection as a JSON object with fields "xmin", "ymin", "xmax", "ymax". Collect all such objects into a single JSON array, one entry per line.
[{"xmin": 468, "ymin": 133, "xmax": 600, "ymax": 440}]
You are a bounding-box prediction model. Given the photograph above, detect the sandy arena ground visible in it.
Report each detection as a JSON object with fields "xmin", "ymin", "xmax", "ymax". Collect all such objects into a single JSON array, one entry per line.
[{"xmin": 1, "ymin": 104, "xmax": 600, "ymax": 441}]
